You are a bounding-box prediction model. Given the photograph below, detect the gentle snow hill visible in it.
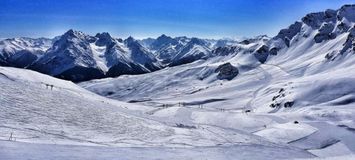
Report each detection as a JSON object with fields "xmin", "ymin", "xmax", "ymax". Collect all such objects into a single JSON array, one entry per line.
[
  {"xmin": 0, "ymin": 66, "xmax": 315, "ymax": 159},
  {"xmin": 0, "ymin": 140, "xmax": 314, "ymax": 160}
]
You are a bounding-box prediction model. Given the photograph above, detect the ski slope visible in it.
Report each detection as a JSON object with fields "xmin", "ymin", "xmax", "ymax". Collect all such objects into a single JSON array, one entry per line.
[
  {"xmin": 81, "ymin": 16, "xmax": 355, "ymax": 158},
  {"xmin": 0, "ymin": 66, "xmax": 316, "ymax": 159}
]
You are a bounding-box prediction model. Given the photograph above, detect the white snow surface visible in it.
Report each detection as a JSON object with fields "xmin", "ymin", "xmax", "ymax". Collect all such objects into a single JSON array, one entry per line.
[
  {"xmin": 80, "ymin": 10, "xmax": 355, "ymax": 159},
  {"xmin": 2, "ymin": 5, "xmax": 355, "ymax": 159},
  {"xmin": 0, "ymin": 66, "xmax": 314, "ymax": 159}
]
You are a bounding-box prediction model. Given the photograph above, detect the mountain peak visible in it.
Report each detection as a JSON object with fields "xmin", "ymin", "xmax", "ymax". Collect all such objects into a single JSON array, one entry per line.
[
  {"xmin": 301, "ymin": 9, "xmax": 336, "ymax": 28},
  {"xmin": 95, "ymin": 32, "xmax": 112, "ymax": 39},
  {"xmin": 188, "ymin": 37, "xmax": 206, "ymax": 45},
  {"xmin": 125, "ymin": 36, "xmax": 136, "ymax": 43},
  {"xmin": 63, "ymin": 29, "xmax": 84, "ymax": 37},
  {"xmin": 338, "ymin": 4, "xmax": 355, "ymax": 22},
  {"xmin": 156, "ymin": 34, "xmax": 173, "ymax": 41},
  {"xmin": 95, "ymin": 32, "xmax": 114, "ymax": 46},
  {"xmin": 151, "ymin": 34, "xmax": 177, "ymax": 50}
]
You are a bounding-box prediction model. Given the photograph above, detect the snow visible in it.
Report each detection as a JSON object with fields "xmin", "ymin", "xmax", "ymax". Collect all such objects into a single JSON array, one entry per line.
[
  {"xmin": 2, "ymin": 4, "xmax": 355, "ymax": 159},
  {"xmin": 79, "ymin": 5, "xmax": 355, "ymax": 159},
  {"xmin": 0, "ymin": 140, "xmax": 313, "ymax": 160},
  {"xmin": 254, "ymin": 122, "xmax": 317, "ymax": 143},
  {"xmin": 0, "ymin": 66, "xmax": 316, "ymax": 159},
  {"xmin": 309, "ymin": 142, "xmax": 353, "ymax": 158},
  {"xmin": 90, "ymin": 43, "xmax": 108, "ymax": 72},
  {"xmin": 0, "ymin": 37, "xmax": 52, "ymax": 55}
]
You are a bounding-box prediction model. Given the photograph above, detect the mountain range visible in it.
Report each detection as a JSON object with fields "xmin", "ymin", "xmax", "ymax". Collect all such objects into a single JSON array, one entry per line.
[
  {"xmin": 1, "ymin": 4, "xmax": 355, "ymax": 159},
  {"xmin": 0, "ymin": 30, "xmax": 237, "ymax": 81},
  {"xmin": 1, "ymin": 5, "xmax": 354, "ymax": 82}
]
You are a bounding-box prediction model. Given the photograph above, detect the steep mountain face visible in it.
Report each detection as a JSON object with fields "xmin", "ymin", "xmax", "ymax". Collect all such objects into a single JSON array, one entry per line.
[
  {"xmin": 270, "ymin": 5, "xmax": 355, "ymax": 62},
  {"xmin": 169, "ymin": 38, "xmax": 213, "ymax": 66},
  {"xmin": 29, "ymin": 30, "xmax": 106, "ymax": 81},
  {"xmin": 27, "ymin": 30, "xmax": 161, "ymax": 82},
  {"xmin": 0, "ymin": 31, "xmax": 237, "ymax": 81},
  {"xmin": 107, "ymin": 37, "xmax": 161, "ymax": 77},
  {"xmin": 212, "ymin": 5, "xmax": 355, "ymax": 65},
  {"xmin": 147, "ymin": 35, "xmax": 188, "ymax": 64},
  {"xmin": 144, "ymin": 35, "xmax": 220, "ymax": 66},
  {"xmin": 0, "ymin": 38, "xmax": 52, "ymax": 67}
]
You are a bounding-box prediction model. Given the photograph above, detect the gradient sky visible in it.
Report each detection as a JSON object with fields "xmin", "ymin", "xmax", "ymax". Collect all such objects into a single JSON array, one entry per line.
[{"xmin": 1, "ymin": 0, "xmax": 355, "ymax": 39}]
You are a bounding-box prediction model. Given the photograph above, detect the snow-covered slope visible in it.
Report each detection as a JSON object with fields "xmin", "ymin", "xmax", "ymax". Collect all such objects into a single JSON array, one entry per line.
[
  {"xmin": 0, "ymin": 66, "xmax": 315, "ymax": 159},
  {"xmin": 2, "ymin": 4, "xmax": 355, "ymax": 160},
  {"xmin": 81, "ymin": 4, "xmax": 355, "ymax": 158}
]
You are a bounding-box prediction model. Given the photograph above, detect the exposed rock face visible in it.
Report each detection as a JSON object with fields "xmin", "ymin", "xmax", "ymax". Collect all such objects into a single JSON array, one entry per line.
[
  {"xmin": 169, "ymin": 38, "xmax": 212, "ymax": 66},
  {"xmin": 301, "ymin": 9, "xmax": 337, "ymax": 29},
  {"xmin": 27, "ymin": 30, "xmax": 161, "ymax": 82},
  {"xmin": 215, "ymin": 63, "xmax": 239, "ymax": 80},
  {"xmin": 254, "ymin": 45, "xmax": 269, "ymax": 63},
  {"xmin": 275, "ymin": 22, "xmax": 303, "ymax": 47},
  {"xmin": 314, "ymin": 23, "xmax": 336, "ymax": 43},
  {"xmin": 150, "ymin": 34, "xmax": 178, "ymax": 50},
  {"xmin": 213, "ymin": 46, "xmax": 240, "ymax": 56}
]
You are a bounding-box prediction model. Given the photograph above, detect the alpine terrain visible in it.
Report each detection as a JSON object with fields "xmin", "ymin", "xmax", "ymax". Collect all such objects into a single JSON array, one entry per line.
[{"xmin": 1, "ymin": 4, "xmax": 355, "ymax": 160}]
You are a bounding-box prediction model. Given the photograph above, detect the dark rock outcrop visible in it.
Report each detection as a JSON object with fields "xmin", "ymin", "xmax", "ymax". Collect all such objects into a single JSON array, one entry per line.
[
  {"xmin": 215, "ymin": 63, "xmax": 239, "ymax": 80},
  {"xmin": 254, "ymin": 45, "xmax": 269, "ymax": 63}
]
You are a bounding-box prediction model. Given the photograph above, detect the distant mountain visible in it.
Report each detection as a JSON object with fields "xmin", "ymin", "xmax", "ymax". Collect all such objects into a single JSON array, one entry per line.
[
  {"xmin": 4, "ymin": 5, "xmax": 354, "ymax": 82},
  {"xmin": 140, "ymin": 35, "xmax": 237, "ymax": 66},
  {"xmin": 27, "ymin": 30, "xmax": 161, "ymax": 82},
  {"xmin": 0, "ymin": 37, "xmax": 52, "ymax": 67},
  {"xmin": 0, "ymin": 31, "xmax": 236, "ymax": 81},
  {"xmin": 169, "ymin": 37, "xmax": 213, "ymax": 66}
]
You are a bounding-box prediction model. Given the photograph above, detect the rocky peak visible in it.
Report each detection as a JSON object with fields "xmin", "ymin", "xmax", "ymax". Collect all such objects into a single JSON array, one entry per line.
[
  {"xmin": 63, "ymin": 29, "xmax": 85, "ymax": 38},
  {"xmin": 188, "ymin": 37, "xmax": 206, "ymax": 46},
  {"xmin": 157, "ymin": 34, "xmax": 170, "ymax": 40},
  {"xmin": 57, "ymin": 29, "xmax": 95, "ymax": 45},
  {"xmin": 151, "ymin": 34, "xmax": 177, "ymax": 50},
  {"xmin": 275, "ymin": 21, "xmax": 302, "ymax": 47},
  {"xmin": 338, "ymin": 4, "xmax": 355, "ymax": 22},
  {"xmin": 301, "ymin": 9, "xmax": 336, "ymax": 29},
  {"xmin": 124, "ymin": 36, "xmax": 140, "ymax": 47},
  {"xmin": 125, "ymin": 36, "xmax": 135, "ymax": 42},
  {"xmin": 95, "ymin": 32, "xmax": 114, "ymax": 46}
]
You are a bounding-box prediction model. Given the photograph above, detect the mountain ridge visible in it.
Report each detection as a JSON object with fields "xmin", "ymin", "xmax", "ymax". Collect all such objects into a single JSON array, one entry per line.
[{"xmin": 0, "ymin": 4, "xmax": 354, "ymax": 82}]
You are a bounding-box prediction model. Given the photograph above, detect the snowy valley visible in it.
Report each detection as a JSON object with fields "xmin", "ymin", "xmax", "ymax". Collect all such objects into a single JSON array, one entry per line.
[{"xmin": 1, "ymin": 4, "xmax": 355, "ymax": 160}]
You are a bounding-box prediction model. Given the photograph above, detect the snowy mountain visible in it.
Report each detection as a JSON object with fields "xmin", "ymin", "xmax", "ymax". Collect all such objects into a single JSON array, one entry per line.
[
  {"xmin": 1, "ymin": 4, "xmax": 355, "ymax": 159},
  {"xmin": 169, "ymin": 37, "xmax": 213, "ymax": 66},
  {"xmin": 80, "ymin": 4, "xmax": 355, "ymax": 158},
  {"xmin": 140, "ymin": 35, "xmax": 235, "ymax": 66},
  {"xmin": 0, "ymin": 37, "xmax": 52, "ymax": 67},
  {"xmin": 26, "ymin": 30, "xmax": 161, "ymax": 82},
  {"xmin": 0, "ymin": 31, "xmax": 236, "ymax": 81},
  {"xmin": 0, "ymin": 31, "xmax": 238, "ymax": 81}
]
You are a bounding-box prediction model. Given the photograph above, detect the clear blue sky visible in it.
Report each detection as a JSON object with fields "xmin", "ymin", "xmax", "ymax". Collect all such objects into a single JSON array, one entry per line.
[{"xmin": 1, "ymin": 0, "xmax": 354, "ymax": 39}]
